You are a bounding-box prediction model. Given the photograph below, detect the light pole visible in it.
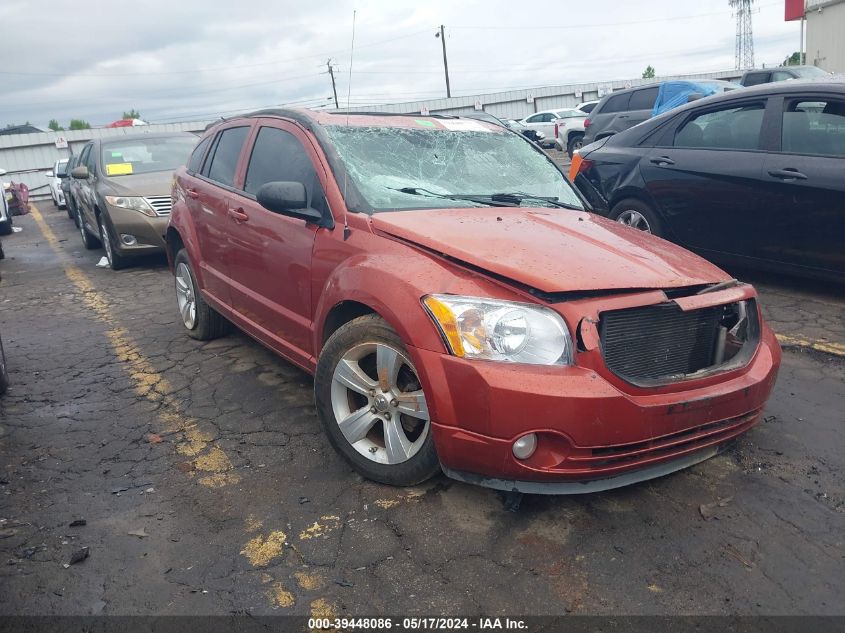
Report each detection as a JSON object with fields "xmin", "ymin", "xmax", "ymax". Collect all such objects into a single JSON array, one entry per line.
[{"xmin": 435, "ymin": 25, "xmax": 451, "ymax": 98}]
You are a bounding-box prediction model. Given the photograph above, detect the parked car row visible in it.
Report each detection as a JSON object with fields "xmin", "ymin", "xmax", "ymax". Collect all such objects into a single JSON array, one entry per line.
[
  {"xmin": 570, "ymin": 77, "xmax": 845, "ymax": 282},
  {"xmin": 517, "ymin": 102, "xmax": 597, "ymax": 150}
]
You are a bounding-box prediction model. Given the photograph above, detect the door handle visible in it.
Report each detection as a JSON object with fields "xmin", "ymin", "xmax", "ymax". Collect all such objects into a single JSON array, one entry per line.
[
  {"xmin": 186, "ymin": 188, "xmax": 199, "ymax": 199},
  {"xmin": 649, "ymin": 156, "xmax": 675, "ymax": 166},
  {"xmin": 767, "ymin": 168, "xmax": 807, "ymax": 181},
  {"xmin": 228, "ymin": 207, "xmax": 249, "ymax": 223}
]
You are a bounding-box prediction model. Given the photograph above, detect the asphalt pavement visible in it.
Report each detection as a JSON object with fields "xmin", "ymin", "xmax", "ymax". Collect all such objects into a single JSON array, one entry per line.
[{"xmin": 0, "ymin": 204, "xmax": 843, "ymax": 617}]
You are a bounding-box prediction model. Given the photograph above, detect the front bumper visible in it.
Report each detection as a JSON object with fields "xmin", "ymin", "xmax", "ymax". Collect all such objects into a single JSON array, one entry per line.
[
  {"xmin": 105, "ymin": 205, "xmax": 168, "ymax": 256},
  {"xmin": 412, "ymin": 325, "xmax": 780, "ymax": 490}
]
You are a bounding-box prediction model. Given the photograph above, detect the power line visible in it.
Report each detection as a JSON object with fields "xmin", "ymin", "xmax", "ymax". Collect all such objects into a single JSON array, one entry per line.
[
  {"xmin": 0, "ymin": 28, "xmax": 433, "ymax": 78},
  {"xmin": 449, "ymin": 2, "xmax": 777, "ymax": 30}
]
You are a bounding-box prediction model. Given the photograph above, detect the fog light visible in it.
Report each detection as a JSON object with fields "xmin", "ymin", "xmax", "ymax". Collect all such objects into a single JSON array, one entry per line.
[
  {"xmin": 512, "ymin": 433, "xmax": 537, "ymax": 460},
  {"xmin": 120, "ymin": 234, "xmax": 137, "ymax": 246}
]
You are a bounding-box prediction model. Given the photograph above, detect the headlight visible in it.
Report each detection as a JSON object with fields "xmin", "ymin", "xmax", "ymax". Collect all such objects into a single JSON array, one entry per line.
[
  {"xmin": 105, "ymin": 196, "xmax": 156, "ymax": 217},
  {"xmin": 423, "ymin": 294, "xmax": 573, "ymax": 365}
]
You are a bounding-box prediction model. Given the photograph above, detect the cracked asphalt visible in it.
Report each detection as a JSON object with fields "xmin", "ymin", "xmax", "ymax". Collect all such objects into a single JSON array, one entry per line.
[{"xmin": 0, "ymin": 204, "xmax": 843, "ymax": 617}]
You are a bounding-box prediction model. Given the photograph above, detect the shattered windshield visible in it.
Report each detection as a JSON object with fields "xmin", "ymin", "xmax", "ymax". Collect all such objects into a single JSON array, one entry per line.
[{"xmin": 324, "ymin": 124, "xmax": 583, "ymax": 212}]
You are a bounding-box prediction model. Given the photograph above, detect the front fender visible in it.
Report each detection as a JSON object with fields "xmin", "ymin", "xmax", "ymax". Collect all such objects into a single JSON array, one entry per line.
[
  {"xmin": 166, "ymin": 201, "xmax": 203, "ymax": 279},
  {"xmin": 312, "ymin": 252, "xmax": 451, "ymax": 358}
]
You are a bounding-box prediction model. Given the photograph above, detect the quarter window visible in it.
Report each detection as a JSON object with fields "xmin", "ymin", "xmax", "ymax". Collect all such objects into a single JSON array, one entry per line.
[
  {"xmin": 187, "ymin": 137, "xmax": 211, "ymax": 173},
  {"xmin": 243, "ymin": 126, "xmax": 329, "ymax": 215},
  {"xmin": 628, "ymin": 86, "xmax": 659, "ymax": 110},
  {"xmin": 743, "ymin": 72, "xmax": 770, "ymax": 86},
  {"xmin": 204, "ymin": 126, "xmax": 250, "ymax": 187},
  {"xmin": 782, "ymin": 99, "xmax": 845, "ymax": 157},
  {"xmin": 673, "ymin": 103, "xmax": 765, "ymax": 150}
]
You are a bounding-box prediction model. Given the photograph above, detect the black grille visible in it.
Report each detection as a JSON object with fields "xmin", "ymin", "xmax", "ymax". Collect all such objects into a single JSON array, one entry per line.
[{"xmin": 600, "ymin": 303, "xmax": 722, "ymax": 382}]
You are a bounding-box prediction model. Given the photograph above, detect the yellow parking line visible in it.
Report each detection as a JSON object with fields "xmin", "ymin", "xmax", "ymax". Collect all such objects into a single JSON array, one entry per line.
[
  {"xmin": 29, "ymin": 205, "xmax": 239, "ymax": 487},
  {"xmin": 775, "ymin": 333, "xmax": 845, "ymax": 358}
]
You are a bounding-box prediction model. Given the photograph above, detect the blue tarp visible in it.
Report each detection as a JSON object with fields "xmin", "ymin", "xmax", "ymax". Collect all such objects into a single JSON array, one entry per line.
[{"xmin": 652, "ymin": 81, "xmax": 740, "ymax": 117}]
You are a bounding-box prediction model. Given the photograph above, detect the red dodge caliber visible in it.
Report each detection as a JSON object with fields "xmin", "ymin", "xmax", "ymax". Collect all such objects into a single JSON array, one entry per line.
[{"xmin": 167, "ymin": 109, "xmax": 781, "ymax": 494}]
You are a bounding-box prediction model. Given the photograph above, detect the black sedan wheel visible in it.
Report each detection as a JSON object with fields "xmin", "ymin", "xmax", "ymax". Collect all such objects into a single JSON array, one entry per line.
[{"xmin": 610, "ymin": 198, "xmax": 663, "ymax": 237}]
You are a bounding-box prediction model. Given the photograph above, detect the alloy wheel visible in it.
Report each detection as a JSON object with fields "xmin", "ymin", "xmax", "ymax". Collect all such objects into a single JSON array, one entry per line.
[
  {"xmin": 616, "ymin": 209, "xmax": 652, "ymax": 233},
  {"xmin": 330, "ymin": 342, "xmax": 430, "ymax": 465},
  {"xmin": 99, "ymin": 216, "xmax": 114, "ymax": 265},
  {"xmin": 175, "ymin": 262, "xmax": 197, "ymax": 330}
]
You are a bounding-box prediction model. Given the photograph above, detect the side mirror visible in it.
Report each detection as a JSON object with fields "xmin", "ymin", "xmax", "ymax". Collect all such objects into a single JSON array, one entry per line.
[
  {"xmin": 71, "ymin": 165, "xmax": 89, "ymax": 179},
  {"xmin": 256, "ymin": 181, "xmax": 323, "ymax": 224},
  {"xmin": 687, "ymin": 92, "xmax": 705, "ymax": 103},
  {"xmin": 46, "ymin": 171, "xmax": 54, "ymax": 178},
  {"xmin": 57, "ymin": 172, "xmax": 69, "ymax": 179}
]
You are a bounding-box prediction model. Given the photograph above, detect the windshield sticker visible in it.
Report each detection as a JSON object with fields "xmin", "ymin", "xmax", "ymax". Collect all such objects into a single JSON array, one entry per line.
[
  {"xmin": 439, "ymin": 120, "xmax": 490, "ymax": 132},
  {"xmin": 105, "ymin": 163, "xmax": 133, "ymax": 176},
  {"xmin": 415, "ymin": 119, "xmax": 436, "ymax": 127}
]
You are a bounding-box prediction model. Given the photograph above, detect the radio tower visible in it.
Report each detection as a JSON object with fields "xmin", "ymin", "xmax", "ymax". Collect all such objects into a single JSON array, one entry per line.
[{"xmin": 730, "ymin": 0, "xmax": 755, "ymax": 69}]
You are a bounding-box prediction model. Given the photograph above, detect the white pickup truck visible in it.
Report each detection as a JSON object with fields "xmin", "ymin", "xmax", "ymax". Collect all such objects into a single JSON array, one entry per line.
[{"xmin": 553, "ymin": 100, "xmax": 598, "ymax": 157}]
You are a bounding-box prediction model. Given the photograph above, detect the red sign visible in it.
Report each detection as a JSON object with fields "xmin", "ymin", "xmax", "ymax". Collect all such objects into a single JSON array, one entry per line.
[{"xmin": 785, "ymin": 0, "xmax": 805, "ymax": 21}]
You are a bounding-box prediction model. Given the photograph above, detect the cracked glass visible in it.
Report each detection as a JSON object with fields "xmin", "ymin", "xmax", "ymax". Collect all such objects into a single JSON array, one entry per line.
[{"xmin": 324, "ymin": 124, "xmax": 584, "ymax": 212}]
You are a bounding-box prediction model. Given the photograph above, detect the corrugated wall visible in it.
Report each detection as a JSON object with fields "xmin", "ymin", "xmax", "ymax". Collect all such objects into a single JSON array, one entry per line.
[
  {"xmin": 340, "ymin": 70, "xmax": 742, "ymax": 118},
  {"xmin": 0, "ymin": 122, "xmax": 213, "ymax": 198}
]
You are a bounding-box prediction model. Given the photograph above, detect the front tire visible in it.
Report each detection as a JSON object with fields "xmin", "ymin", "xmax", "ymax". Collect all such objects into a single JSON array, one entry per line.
[
  {"xmin": 315, "ymin": 315, "xmax": 440, "ymax": 486},
  {"xmin": 610, "ymin": 198, "xmax": 663, "ymax": 236},
  {"xmin": 173, "ymin": 249, "xmax": 229, "ymax": 340},
  {"xmin": 0, "ymin": 216, "xmax": 11, "ymax": 237},
  {"xmin": 77, "ymin": 208, "xmax": 101, "ymax": 250},
  {"xmin": 98, "ymin": 213, "xmax": 129, "ymax": 270}
]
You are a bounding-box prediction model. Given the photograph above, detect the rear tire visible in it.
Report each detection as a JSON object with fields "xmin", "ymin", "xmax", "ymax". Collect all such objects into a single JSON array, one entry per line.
[
  {"xmin": 567, "ymin": 133, "xmax": 584, "ymax": 158},
  {"xmin": 315, "ymin": 314, "xmax": 440, "ymax": 487},
  {"xmin": 0, "ymin": 216, "xmax": 11, "ymax": 236},
  {"xmin": 174, "ymin": 249, "xmax": 230, "ymax": 340},
  {"xmin": 610, "ymin": 198, "xmax": 663, "ymax": 236}
]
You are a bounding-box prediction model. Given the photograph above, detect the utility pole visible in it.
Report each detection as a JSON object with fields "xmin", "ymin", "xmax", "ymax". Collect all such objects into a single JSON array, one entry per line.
[
  {"xmin": 327, "ymin": 59, "xmax": 339, "ymax": 109},
  {"xmin": 436, "ymin": 25, "xmax": 451, "ymax": 98}
]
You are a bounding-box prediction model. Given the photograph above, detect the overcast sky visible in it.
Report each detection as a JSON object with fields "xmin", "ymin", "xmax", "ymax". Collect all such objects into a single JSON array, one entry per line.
[{"xmin": 0, "ymin": 0, "xmax": 801, "ymax": 127}]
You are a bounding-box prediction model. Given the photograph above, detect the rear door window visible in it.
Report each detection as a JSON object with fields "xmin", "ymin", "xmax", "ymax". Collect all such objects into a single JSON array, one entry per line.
[
  {"xmin": 600, "ymin": 92, "xmax": 631, "ymax": 114},
  {"xmin": 771, "ymin": 70, "xmax": 794, "ymax": 82},
  {"xmin": 673, "ymin": 102, "xmax": 766, "ymax": 150},
  {"xmin": 243, "ymin": 126, "xmax": 329, "ymax": 215},
  {"xmin": 187, "ymin": 136, "xmax": 211, "ymax": 174},
  {"xmin": 628, "ymin": 86, "xmax": 659, "ymax": 110},
  {"xmin": 782, "ymin": 99, "xmax": 845, "ymax": 157},
  {"xmin": 203, "ymin": 126, "xmax": 250, "ymax": 187}
]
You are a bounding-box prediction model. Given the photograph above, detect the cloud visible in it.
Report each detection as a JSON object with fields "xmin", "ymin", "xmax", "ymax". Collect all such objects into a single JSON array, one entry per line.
[{"xmin": 0, "ymin": 0, "xmax": 800, "ymax": 126}]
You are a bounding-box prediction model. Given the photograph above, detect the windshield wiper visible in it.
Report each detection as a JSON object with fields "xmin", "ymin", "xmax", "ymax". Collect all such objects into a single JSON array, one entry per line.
[
  {"xmin": 390, "ymin": 187, "xmax": 519, "ymax": 207},
  {"xmin": 390, "ymin": 187, "xmax": 581, "ymax": 209},
  {"xmin": 498, "ymin": 191, "xmax": 583, "ymax": 210}
]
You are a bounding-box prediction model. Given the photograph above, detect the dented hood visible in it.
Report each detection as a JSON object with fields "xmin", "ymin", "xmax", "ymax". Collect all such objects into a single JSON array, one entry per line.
[{"xmin": 371, "ymin": 207, "xmax": 730, "ymax": 293}]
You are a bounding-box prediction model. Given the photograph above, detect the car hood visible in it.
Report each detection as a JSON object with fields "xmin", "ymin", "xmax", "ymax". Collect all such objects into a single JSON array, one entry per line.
[
  {"xmin": 101, "ymin": 170, "xmax": 174, "ymax": 197},
  {"xmin": 371, "ymin": 207, "xmax": 730, "ymax": 293}
]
